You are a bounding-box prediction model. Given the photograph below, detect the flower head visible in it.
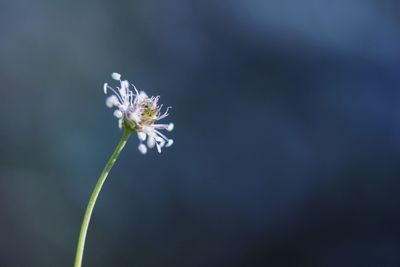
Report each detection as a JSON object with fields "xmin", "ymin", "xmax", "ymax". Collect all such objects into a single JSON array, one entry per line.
[{"xmin": 104, "ymin": 72, "xmax": 174, "ymax": 154}]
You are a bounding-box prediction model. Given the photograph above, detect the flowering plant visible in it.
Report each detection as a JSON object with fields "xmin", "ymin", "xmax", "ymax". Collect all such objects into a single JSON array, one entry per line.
[{"xmin": 74, "ymin": 73, "xmax": 174, "ymax": 267}]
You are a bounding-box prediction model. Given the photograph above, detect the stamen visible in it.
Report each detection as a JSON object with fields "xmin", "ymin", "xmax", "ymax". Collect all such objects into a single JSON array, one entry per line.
[
  {"xmin": 103, "ymin": 83, "xmax": 108, "ymax": 94},
  {"xmin": 120, "ymin": 80, "xmax": 130, "ymax": 99},
  {"xmin": 106, "ymin": 95, "xmax": 120, "ymax": 108},
  {"xmin": 128, "ymin": 91, "xmax": 134, "ymax": 104},
  {"xmin": 156, "ymin": 143, "xmax": 162, "ymax": 153},
  {"xmin": 112, "ymin": 72, "xmax": 121, "ymax": 80},
  {"xmin": 138, "ymin": 144, "xmax": 148, "ymax": 154},
  {"xmin": 131, "ymin": 83, "xmax": 139, "ymax": 96},
  {"xmin": 137, "ymin": 132, "xmax": 146, "ymax": 141},
  {"xmin": 113, "ymin": 110, "xmax": 123, "ymax": 118},
  {"xmin": 158, "ymin": 139, "xmax": 166, "ymax": 149},
  {"xmin": 166, "ymin": 139, "xmax": 174, "ymax": 147},
  {"xmin": 139, "ymin": 91, "xmax": 148, "ymax": 99},
  {"xmin": 121, "ymin": 80, "xmax": 129, "ymax": 89},
  {"xmin": 157, "ymin": 107, "xmax": 171, "ymax": 120},
  {"xmin": 147, "ymin": 136, "xmax": 156, "ymax": 148},
  {"xmin": 153, "ymin": 129, "xmax": 170, "ymax": 142},
  {"xmin": 154, "ymin": 136, "xmax": 164, "ymax": 143},
  {"xmin": 106, "ymin": 85, "xmax": 124, "ymax": 103},
  {"xmin": 152, "ymin": 124, "xmax": 169, "ymax": 129}
]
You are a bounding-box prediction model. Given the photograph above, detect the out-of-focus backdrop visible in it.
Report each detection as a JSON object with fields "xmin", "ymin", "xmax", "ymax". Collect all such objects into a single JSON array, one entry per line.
[{"xmin": 1, "ymin": 0, "xmax": 400, "ymax": 266}]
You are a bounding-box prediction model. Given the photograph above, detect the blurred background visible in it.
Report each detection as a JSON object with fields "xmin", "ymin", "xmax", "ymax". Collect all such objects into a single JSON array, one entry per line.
[{"xmin": 1, "ymin": 0, "xmax": 400, "ymax": 266}]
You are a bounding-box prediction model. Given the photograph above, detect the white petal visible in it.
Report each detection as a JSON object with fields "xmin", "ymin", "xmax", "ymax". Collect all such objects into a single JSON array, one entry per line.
[
  {"xmin": 112, "ymin": 72, "xmax": 121, "ymax": 80},
  {"xmin": 113, "ymin": 110, "xmax": 123, "ymax": 118},
  {"xmin": 138, "ymin": 144, "xmax": 147, "ymax": 154},
  {"xmin": 147, "ymin": 136, "xmax": 156, "ymax": 148},
  {"xmin": 137, "ymin": 132, "xmax": 146, "ymax": 141},
  {"xmin": 118, "ymin": 119, "xmax": 123, "ymax": 129},
  {"xmin": 103, "ymin": 83, "xmax": 108, "ymax": 94},
  {"xmin": 167, "ymin": 123, "xmax": 174, "ymax": 131},
  {"xmin": 166, "ymin": 139, "xmax": 174, "ymax": 147}
]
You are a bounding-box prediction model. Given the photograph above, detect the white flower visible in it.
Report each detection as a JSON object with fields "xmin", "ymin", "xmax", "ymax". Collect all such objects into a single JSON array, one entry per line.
[{"xmin": 103, "ymin": 72, "xmax": 174, "ymax": 154}]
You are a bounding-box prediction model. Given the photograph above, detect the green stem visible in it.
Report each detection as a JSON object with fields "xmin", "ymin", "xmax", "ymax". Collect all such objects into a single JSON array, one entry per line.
[{"xmin": 74, "ymin": 128, "xmax": 132, "ymax": 267}]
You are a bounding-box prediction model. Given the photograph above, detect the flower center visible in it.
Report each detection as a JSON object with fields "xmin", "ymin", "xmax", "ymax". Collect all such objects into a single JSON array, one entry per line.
[{"xmin": 140, "ymin": 103, "xmax": 158, "ymax": 125}]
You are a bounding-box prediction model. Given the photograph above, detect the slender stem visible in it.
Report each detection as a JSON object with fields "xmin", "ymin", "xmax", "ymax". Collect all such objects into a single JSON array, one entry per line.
[{"xmin": 74, "ymin": 128, "xmax": 132, "ymax": 267}]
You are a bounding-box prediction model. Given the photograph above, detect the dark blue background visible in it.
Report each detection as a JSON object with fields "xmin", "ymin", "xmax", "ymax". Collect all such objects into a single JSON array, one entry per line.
[{"xmin": 1, "ymin": 0, "xmax": 400, "ymax": 266}]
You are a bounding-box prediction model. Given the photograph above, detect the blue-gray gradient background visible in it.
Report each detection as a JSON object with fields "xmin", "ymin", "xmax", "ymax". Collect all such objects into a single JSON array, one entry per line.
[{"xmin": 1, "ymin": 1, "xmax": 400, "ymax": 266}]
